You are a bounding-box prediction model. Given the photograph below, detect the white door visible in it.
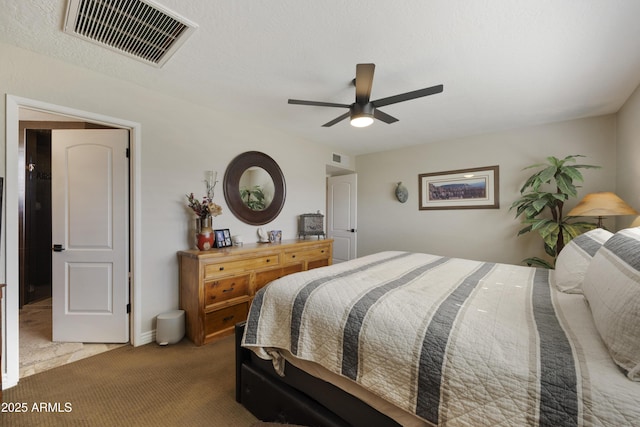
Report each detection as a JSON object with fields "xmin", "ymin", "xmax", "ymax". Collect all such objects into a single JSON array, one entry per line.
[
  {"xmin": 327, "ymin": 174, "xmax": 357, "ymax": 263},
  {"xmin": 51, "ymin": 129, "xmax": 129, "ymax": 343}
]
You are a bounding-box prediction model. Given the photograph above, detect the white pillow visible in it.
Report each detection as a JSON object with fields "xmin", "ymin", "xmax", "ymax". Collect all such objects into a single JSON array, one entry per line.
[
  {"xmin": 582, "ymin": 227, "xmax": 640, "ymax": 381},
  {"xmin": 554, "ymin": 228, "xmax": 613, "ymax": 293}
]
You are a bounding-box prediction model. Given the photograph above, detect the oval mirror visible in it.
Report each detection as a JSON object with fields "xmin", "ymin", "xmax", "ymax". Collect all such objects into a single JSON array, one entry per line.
[{"xmin": 223, "ymin": 151, "xmax": 286, "ymax": 225}]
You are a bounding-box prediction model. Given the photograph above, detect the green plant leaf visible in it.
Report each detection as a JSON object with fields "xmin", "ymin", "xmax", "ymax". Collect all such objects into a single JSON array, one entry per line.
[
  {"xmin": 555, "ymin": 173, "xmax": 577, "ymax": 197},
  {"xmin": 561, "ymin": 166, "xmax": 584, "ymax": 183},
  {"xmin": 561, "ymin": 154, "xmax": 584, "ymax": 162},
  {"xmin": 517, "ymin": 225, "xmax": 533, "ymax": 236},
  {"xmin": 520, "ymin": 173, "xmax": 541, "ymax": 193},
  {"xmin": 543, "ymin": 242, "xmax": 556, "ymax": 257},
  {"xmin": 550, "ymin": 193, "xmax": 568, "ymax": 201},
  {"xmin": 562, "ymin": 221, "xmax": 598, "ymax": 243},
  {"xmin": 522, "ymin": 257, "xmax": 555, "ymax": 269},
  {"xmin": 572, "ymin": 164, "xmax": 601, "ymax": 170},
  {"xmin": 547, "ymin": 156, "xmax": 562, "ymax": 167},
  {"xmin": 536, "ymin": 166, "xmax": 557, "ymax": 186}
]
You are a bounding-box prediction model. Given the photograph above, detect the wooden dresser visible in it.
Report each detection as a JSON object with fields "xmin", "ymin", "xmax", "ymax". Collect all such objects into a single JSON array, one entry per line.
[{"xmin": 178, "ymin": 239, "xmax": 332, "ymax": 346}]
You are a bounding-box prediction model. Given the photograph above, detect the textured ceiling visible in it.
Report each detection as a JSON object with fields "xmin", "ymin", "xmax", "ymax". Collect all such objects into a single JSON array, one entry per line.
[{"xmin": 2, "ymin": 0, "xmax": 640, "ymax": 155}]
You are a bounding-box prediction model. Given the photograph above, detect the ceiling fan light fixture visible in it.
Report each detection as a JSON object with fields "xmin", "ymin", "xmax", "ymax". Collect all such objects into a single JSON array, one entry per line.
[
  {"xmin": 350, "ymin": 115, "xmax": 374, "ymax": 127},
  {"xmin": 350, "ymin": 103, "xmax": 374, "ymax": 127}
]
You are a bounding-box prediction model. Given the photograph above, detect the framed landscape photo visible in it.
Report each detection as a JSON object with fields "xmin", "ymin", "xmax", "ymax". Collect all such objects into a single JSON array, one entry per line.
[
  {"xmin": 214, "ymin": 229, "xmax": 233, "ymax": 248},
  {"xmin": 419, "ymin": 166, "xmax": 499, "ymax": 210}
]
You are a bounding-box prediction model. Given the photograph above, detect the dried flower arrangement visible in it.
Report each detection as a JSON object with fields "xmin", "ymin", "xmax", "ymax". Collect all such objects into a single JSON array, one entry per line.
[{"xmin": 186, "ymin": 171, "xmax": 222, "ymax": 219}]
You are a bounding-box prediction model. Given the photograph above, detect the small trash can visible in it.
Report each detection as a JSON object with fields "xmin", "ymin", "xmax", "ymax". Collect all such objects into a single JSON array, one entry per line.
[{"xmin": 156, "ymin": 309, "xmax": 185, "ymax": 345}]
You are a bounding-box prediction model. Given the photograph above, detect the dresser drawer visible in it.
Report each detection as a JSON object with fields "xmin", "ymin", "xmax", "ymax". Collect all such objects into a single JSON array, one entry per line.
[
  {"xmin": 284, "ymin": 245, "xmax": 330, "ymax": 264},
  {"xmin": 255, "ymin": 268, "xmax": 286, "ymax": 291},
  {"xmin": 308, "ymin": 258, "xmax": 331, "ymax": 270},
  {"xmin": 204, "ymin": 254, "xmax": 280, "ymax": 279},
  {"xmin": 255, "ymin": 264, "xmax": 304, "ymax": 291},
  {"xmin": 281, "ymin": 263, "xmax": 305, "ymax": 277},
  {"xmin": 205, "ymin": 275, "xmax": 250, "ymax": 307},
  {"xmin": 205, "ymin": 303, "xmax": 249, "ymax": 338}
]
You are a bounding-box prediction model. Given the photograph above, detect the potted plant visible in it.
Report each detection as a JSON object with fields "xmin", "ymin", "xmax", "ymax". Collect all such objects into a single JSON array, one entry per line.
[{"xmin": 510, "ymin": 155, "xmax": 600, "ymax": 268}]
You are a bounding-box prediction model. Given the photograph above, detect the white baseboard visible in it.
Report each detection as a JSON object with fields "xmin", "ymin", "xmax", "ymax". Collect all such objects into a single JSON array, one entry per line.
[
  {"xmin": 137, "ymin": 330, "xmax": 156, "ymax": 346},
  {"xmin": 2, "ymin": 373, "xmax": 16, "ymax": 390}
]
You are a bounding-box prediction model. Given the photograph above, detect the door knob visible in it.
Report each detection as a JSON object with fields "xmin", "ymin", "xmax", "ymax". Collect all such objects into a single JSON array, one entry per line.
[{"xmin": 52, "ymin": 244, "xmax": 65, "ymax": 252}]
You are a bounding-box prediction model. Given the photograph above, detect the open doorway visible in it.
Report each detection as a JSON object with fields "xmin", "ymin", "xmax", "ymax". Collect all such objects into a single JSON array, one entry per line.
[
  {"xmin": 5, "ymin": 95, "xmax": 142, "ymax": 390},
  {"xmin": 22, "ymin": 129, "xmax": 52, "ymax": 306},
  {"xmin": 18, "ymin": 114, "xmax": 126, "ymax": 378}
]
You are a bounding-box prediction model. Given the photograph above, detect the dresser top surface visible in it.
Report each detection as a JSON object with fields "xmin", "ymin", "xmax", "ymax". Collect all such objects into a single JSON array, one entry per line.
[{"xmin": 178, "ymin": 239, "xmax": 332, "ymax": 260}]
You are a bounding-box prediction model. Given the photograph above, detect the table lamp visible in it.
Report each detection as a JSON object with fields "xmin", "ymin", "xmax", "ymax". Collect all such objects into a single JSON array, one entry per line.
[{"xmin": 567, "ymin": 192, "xmax": 638, "ymax": 228}]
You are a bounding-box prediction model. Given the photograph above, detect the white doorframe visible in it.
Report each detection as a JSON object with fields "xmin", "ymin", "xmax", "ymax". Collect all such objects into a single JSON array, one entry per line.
[{"xmin": 3, "ymin": 95, "xmax": 143, "ymax": 390}]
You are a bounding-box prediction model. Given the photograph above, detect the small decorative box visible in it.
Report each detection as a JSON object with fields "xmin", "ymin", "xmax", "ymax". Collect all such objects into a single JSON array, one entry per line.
[{"xmin": 298, "ymin": 213, "xmax": 325, "ymax": 239}]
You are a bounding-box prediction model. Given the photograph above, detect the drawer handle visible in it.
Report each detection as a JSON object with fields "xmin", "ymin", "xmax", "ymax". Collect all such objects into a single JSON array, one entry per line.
[
  {"xmin": 223, "ymin": 315, "xmax": 234, "ymax": 322},
  {"xmin": 266, "ymin": 258, "xmax": 270, "ymax": 263},
  {"xmin": 321, "ymin": 250, "xmax": 325, "ymax": 253},
  {"xmin": 222, "ymin": 287, "xmax": 234, "ymax": 293},
  {"xmin": 219, "ymin": 266, "xmax": 224, "ymax": 271},
  {"xmin": 292, "ymin": 254, "xmax": 296, "ymax": 258}
]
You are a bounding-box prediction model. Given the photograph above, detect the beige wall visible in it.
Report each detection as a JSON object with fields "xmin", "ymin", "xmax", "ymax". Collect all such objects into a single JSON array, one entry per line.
[
  {"xmin": 616, "ymin": 82, "xmax": 640, "ymax": 228},
  {"xmin": 0, "ymin": 42, "xmax": 338, "ymax": 339},
  {"xmin": 355, "ymin": 115, "xmax": 618, "ymax": 265}
]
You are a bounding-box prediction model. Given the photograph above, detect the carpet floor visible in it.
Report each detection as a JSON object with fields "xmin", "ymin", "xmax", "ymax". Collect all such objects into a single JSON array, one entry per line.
[{"xmin": 2, "ymin": 335, "xmax": 258, "ymax": 426}]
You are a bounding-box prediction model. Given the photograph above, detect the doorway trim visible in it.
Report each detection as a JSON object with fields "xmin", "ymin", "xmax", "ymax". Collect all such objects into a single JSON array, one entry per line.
[{"xmin": 4, "ymin": 95, "xmax": 143, "ymax": 389}]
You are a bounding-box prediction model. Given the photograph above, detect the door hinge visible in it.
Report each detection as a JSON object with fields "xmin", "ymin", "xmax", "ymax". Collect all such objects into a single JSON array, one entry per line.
[
  {"xmin": 126, "ymin": 303, "xmax": 131, "ymax": 314},
  {"xmin": 126, "ymin": 148, "xmax": 130, "ymax": 158}
]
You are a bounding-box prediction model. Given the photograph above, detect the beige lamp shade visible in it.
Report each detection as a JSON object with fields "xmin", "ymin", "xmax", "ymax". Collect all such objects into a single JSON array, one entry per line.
[
  {"xmin": 631, "ymin": 216, "xmax": 640, "ymax": 228},
  {"xmin": 567, "ymin": 192, "xmax": 638, "ymax": 227}
]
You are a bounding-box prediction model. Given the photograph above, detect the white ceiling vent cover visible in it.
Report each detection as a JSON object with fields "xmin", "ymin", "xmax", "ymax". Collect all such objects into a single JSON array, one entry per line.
[{"xmin": 64, "ymin": 0, "xmax": 197, "ymax": 67}]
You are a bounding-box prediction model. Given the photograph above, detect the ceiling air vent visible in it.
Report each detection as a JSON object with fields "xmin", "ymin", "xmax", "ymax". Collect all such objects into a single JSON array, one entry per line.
[{"xmin": 63, "ymin": 0, "xmax": 197, "ymax": 67}]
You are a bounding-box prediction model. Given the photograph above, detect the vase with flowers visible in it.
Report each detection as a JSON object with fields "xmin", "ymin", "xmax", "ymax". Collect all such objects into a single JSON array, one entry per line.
[{"xmin": 187, "ymin": 171, "xmax": 223, "ymax": 250}]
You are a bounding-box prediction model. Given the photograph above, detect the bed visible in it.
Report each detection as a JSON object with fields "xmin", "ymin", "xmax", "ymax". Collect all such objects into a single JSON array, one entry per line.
[{"xmin": 236, "ymin": 227, "xmax": 640, "ymax": 426}]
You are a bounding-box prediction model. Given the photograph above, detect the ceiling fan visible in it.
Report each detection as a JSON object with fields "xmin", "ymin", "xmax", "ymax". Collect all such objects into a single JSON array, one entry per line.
[{"xmin": 288, "ymin": 63, "xmax": 443, "ymax": 128}]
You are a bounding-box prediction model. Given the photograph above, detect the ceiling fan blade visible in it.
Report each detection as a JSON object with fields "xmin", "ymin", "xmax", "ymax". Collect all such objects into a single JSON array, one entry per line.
[
  {"xmin": 355, "ymin": 63, "xmax": 375, "ymax": 105},
  {"xmin": 373, "ymin": 109, "xmax": 399, "ymax": 124},
  {"xmin": 371, "ymin": 84, "xmax": 443, "ymax": 108},
  {"xmin": 288, "ymin": 99, "xmax": 350, "ymax": 108},
  {"xmin": 322, "ymin": 112, "xmax": 350, "ymax": 127}
]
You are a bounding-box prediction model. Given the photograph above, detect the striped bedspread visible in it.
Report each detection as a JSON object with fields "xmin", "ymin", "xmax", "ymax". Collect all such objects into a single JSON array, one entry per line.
[{"xmin": 242, "ymin": 251, "xmax": 640, "ymax": 426}]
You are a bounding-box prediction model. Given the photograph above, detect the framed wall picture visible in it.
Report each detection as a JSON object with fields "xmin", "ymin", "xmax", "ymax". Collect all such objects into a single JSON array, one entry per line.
[
  {"xmin": 419, "ymin": 166, "xmax": 499, "ymax": 210},
  {"xmin": 214, "ymin": 228, "xmax": 233, "ymax": 248}
]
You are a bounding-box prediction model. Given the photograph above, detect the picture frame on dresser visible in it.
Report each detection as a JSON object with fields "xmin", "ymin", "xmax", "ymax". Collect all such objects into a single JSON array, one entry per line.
[{"xmin": 214, "ymin": 229, "xmax": 233, "ymax": 248}]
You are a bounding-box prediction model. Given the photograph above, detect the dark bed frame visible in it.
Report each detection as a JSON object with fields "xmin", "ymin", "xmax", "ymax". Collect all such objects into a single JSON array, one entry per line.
[{"xmin": 235, "ymin": 322, "xmax": 402, "ymax": 427}]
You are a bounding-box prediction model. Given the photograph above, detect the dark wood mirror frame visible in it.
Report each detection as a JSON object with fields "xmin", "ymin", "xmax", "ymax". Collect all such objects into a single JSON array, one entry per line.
[{"xmin": 223, "ymin": 151, "xmax": 286, "ymax": 226}]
